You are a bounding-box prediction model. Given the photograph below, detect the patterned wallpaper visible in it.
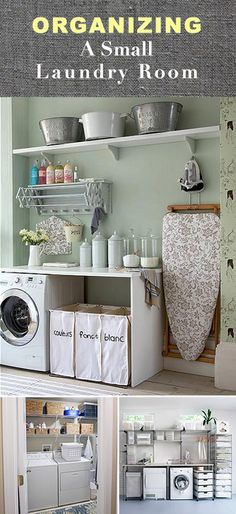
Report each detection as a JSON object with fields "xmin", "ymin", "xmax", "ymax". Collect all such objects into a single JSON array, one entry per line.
[{"xmin": 220, "ymin": 98, "xmax": 236, "ymax": 341}]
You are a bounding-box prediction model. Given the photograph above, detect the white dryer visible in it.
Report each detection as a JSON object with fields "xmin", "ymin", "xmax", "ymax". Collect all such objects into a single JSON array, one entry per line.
[
  {"xmin": 170, "ymin": 467, "xmax": 193, "ymax": 500},
  {"xmin": 27, "ymin": 452, "xmax": 58, "ymax": 512},
  {"xmin": 54, "ymin": 453, "xmax": 90, "ymax": 506},
  {"xmin": 0, "ymin": 272, "xmax": 83, "ymax": 371},
  {"xmin": 143, "ymin": 467, "xmax": 167, "ymax": 500}
]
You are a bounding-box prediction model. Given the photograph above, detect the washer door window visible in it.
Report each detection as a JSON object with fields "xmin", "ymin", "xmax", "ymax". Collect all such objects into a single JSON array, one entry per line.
[
  {"xmin": 174, "ymin": 474, "xmax": 189, "ymax": 491},
  {"xmin": 0, "ymin": 289, "xmax": 39, "ymax": 346}
]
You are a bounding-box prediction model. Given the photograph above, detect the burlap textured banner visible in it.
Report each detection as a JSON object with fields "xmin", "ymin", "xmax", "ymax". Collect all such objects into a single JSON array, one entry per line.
[{"xmin": 0, "ymin": 0, "xmax": 235, "ymax": 96}]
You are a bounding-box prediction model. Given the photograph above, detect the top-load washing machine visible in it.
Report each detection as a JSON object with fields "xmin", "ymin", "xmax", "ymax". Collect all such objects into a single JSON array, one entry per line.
[
  {"xmin": 27, "ymin": 452, "xmax": 58, "ymax": 512},
  {"xmin": 0, "ymin": 272, "xmax": 83, "ymax": 371},
  {"xmin": 170, "ymin": 467, "xmax": 193, "ymax": 500}
]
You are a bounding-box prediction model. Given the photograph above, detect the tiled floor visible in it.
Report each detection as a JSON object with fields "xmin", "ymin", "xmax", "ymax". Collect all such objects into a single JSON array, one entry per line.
[
  {"xmin": 120, "ymin": 497, "xmax": 236, "ymax": 514},
  {"xmin": 1, "ymin": 366, "xmax": 235, "ymax": 395}
]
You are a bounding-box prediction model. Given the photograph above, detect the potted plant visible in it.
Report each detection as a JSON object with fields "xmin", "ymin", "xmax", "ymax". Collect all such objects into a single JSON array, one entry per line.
[
  {"xmin": 201, "ymin": 409, "xmax": 217, "ymax": 431},
  {"xmin": 19, "ymin": 229, "xmax": 49, "ymax": 266}
]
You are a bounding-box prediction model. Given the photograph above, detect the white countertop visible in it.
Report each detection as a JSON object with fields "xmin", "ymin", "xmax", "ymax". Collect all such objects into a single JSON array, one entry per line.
[{"xmin": 0, "ymin": 265, "xmax": 162, "ymax": 278}]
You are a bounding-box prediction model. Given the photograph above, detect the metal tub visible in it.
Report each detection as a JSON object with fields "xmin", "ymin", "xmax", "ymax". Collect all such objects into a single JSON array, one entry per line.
[
  {"xmin": 131, "ymin": 102, "xmax": 183, "ymax": 134},
  {"xmin": 39, "ymin": 117, "xmax": 84, "ymax": 145}
]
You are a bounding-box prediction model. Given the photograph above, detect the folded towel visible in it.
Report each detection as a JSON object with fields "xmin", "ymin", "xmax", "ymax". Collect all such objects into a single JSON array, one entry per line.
[
  {"xmin": 91, "ymin": 207, "xmax": 106, "ymax": 234},
  {"xmin": 141, "ymin": 269, "xmax": 160, "ymax": 307}
]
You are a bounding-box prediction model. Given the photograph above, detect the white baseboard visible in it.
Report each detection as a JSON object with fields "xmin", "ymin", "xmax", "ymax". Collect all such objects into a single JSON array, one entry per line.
[{"xmin": 164, "ymin": 357, "xmax": 214, "ymax": 377}]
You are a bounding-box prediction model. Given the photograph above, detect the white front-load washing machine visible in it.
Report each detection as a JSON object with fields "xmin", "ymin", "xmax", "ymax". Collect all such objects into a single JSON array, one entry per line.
[
  {"xmin": 0, "ymin": 272, "xmax": 83, "ymax": 371},
  {"xmin": 27, "ymin": 452, "xmax": 58, "ymax": 512},
  {"xmin": 170, "ymin": 467, "xmax": 193, "ymax": 500}
]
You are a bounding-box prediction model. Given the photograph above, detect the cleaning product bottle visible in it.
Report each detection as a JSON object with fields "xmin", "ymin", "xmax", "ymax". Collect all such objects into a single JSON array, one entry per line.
[
  {"xmin": 74, "ymin": 165, "xmax": 79, "ymax": 182},
  {"xmin": 55, "ymin": 161, "xmax": 64, "ymax": 184},
  {"xmin": 39, "ymin": 159, "xmax": 46, "ymax": 185},
  {"xmin": 64, "ymin": 160, "xmax": 74, "ymax": 183},
  {"xmin": 30, "ymin": 160, "xmax": 39, "ymax": 185},
  {"xmin": 46, "ymin": 162, "xmax": 55, "ymax": 184}
]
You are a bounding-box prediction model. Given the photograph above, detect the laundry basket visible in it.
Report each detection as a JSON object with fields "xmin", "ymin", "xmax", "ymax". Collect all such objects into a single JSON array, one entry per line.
[{"xmin": 61, "ymin": 443, "xmax": 83, "ymax": 462}]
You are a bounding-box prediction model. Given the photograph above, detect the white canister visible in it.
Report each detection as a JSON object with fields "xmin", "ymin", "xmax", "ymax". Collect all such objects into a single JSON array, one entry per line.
[
  {"xmin": 92, "ymin": 232, "xmax": 107, "ymax": 268},
  {"xmin": 80, "ymin": 238, "xmax": 92, "ymax": 267},
  {"xmin": 108, "ymin": 231, "xmax": 123, "ymax": 268}
]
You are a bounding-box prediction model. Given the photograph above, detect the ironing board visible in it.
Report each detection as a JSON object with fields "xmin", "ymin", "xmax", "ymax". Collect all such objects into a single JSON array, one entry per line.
[{"xmin": 162, "ymin": 207, "xmax": 220, "ymax": 361}]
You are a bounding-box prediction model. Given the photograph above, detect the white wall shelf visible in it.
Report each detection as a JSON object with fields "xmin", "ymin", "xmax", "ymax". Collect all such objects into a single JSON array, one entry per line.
[{"xmin": 13, "ymin": 126, "xmax": 219, "ymax": 161}]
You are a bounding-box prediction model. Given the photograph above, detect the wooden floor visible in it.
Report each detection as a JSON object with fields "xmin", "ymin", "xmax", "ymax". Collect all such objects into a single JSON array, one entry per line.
[{"xmin": 1, "ymin": 366, "xmax": 235, "ymax": 396}]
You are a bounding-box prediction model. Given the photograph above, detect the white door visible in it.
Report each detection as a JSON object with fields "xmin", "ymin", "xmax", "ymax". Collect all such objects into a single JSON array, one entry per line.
[{"xmin": 2, "ymin": 397, "xmax": 28, "ymax": 514}]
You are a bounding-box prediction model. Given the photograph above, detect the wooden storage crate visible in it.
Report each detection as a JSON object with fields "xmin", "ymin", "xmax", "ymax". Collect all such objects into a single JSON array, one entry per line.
[
  {"xmin": 35, "ymin": 428, "xmax": 48, "ymax": 435},
  {"xmin": 45, "ymin": 401, "xmax": 65, "ymax": 415},
  {"xmin": 66, "ymin": 423, "xmax": 81, "ymax": 435},
  {"xmin": 80, "ymin": 423, "xmax": 94, "ymax": 435},
  {"xmin": 26, "ymin": 399, "xmax": 44, "ymax": 416}
]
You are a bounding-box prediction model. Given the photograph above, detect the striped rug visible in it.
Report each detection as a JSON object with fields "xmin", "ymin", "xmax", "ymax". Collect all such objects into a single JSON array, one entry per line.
[
  {"xmin": 33, "ymin": 500, "xmax": 97, "ymax": 514},
  {"xmin": 0, "ymin": 372, "xmax": 125, "ymax": 396}
]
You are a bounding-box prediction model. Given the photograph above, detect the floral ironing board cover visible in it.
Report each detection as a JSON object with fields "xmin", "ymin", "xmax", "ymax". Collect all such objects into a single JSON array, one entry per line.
[{"xmin": 162, "ymin": 212, "xmax": 220, "ymax": 360}]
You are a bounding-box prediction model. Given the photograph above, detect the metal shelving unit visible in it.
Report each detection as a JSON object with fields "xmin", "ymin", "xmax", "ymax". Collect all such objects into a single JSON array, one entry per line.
[
  {"xmin": 210, "ymin": 433, "xmax": 232, "ymax": 499},
  {"xmin": 16, "ymin": 180, "xmax": 112, "ymax": 215}
]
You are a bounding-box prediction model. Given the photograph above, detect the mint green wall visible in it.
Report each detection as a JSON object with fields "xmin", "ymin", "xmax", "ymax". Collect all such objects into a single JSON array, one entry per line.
[
  {"xmin": 220, "ymin": 98, "xmax": 236, "ymax": 341},
  {"xmin": 11, "ymin": 97, "xmax": 220, "ymax": 265}
]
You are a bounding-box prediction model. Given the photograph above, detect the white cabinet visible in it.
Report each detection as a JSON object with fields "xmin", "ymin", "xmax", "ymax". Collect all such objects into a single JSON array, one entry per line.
[
  {"xmin": 125, "ymin": 472, "xmax": 142, "ymax": 499},
  {"xmin": 143, "ymin": 468, "xmax": 167, "ymax": 500}
]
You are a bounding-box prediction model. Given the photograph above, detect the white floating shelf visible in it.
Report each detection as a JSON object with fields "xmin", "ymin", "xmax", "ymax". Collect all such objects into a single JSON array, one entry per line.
[{"xmin": 13, "ymin": 126, "xmax": 219, "ymax": 161}]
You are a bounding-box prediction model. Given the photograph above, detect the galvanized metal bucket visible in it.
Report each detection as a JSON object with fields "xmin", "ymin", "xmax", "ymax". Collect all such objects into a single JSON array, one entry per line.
[
  {"xmin": 131, "ymin": 102, "xmax": 183, "ymax": 134},
  {"xmin": 39, "ymin": 117, "xmax": 84, "ymax": 145}
]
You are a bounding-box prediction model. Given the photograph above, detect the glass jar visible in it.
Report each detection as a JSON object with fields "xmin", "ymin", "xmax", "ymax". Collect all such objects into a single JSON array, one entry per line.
[
  {"xmin": 123, "ymin": 228, "xmax": 140, "ymax": 267},
  {"xmin": 140, "ymin": 234, "xmax": 160, "ymax": 268}
]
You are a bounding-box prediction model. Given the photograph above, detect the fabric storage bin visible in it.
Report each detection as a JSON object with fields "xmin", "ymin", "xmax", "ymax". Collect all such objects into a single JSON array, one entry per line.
[
  {"xmin": 50, "ymin": 304, "xmax": 78, "ymax": 377},
  {"xmin": 100, "ymin": 306, "xmax": 131, "ymax": 386},
  {"xmin": 75, "ymin": 304, "xmax": 131, "ymax": 385},
  {"xmin": 75, "ymin": 306, "xmax": 102, "ymax": 382},
  {"xmin": 26, "ymin": 399, "xmax": 43, "ymax": 415}
]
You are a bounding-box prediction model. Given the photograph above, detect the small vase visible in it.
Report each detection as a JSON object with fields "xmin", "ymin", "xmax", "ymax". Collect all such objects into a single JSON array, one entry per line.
[{"xmin": 28, "ymin": 245, "xmax": 40, "ymax": 266}]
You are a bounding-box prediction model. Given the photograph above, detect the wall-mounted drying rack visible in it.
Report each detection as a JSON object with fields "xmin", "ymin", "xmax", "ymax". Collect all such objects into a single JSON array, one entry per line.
[
  {"xmin": 163, "ymin": 203, "xmax": 220, "ymax": 365},
  {"xmin": 16, "ymin": 180, "xmax": 112, "ymax": 215}
]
